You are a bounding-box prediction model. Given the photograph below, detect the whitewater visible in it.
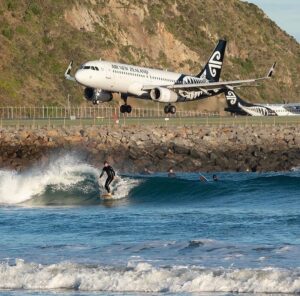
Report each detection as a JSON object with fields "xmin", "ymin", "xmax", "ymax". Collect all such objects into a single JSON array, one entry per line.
[{"xmin": 0, "ymin": 154, "xmax": 299, "ymax": 296}]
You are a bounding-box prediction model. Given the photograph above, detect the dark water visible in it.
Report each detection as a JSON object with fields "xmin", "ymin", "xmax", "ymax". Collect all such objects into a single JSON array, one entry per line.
[{"xmin": 0, "ymin": 155, "xmax": 299, "ymax": 295}]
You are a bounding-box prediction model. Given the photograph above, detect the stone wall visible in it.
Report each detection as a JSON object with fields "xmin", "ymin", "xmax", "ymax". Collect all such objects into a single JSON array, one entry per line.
[{"xmin": 0, "ymin": 125, "xmax": 299, "ymax": 172}]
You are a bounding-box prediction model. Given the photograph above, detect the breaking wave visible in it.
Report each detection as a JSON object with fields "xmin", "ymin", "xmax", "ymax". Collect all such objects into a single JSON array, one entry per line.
[
  {"xmin": 0, "ymin": 154, "xmax": 138, "ymax": 205},
  {"xmin": 0, "ymin": 259, "xmax": 299, "ymax": 293}
]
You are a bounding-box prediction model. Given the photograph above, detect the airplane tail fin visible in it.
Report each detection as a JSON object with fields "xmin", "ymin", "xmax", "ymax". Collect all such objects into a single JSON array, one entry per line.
[
  {"xmin": 225, "ymin": 89, "xmax": 247, "ymax": 108},
  {"xmin": 196, "ymin": 39, "xmax": 227, "ymax": 82}
]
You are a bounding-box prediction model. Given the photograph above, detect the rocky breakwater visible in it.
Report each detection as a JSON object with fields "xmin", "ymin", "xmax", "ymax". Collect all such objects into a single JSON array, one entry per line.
[{"xmin": 0, "ymin": 125, "xmax": 299, "ymax": 172}]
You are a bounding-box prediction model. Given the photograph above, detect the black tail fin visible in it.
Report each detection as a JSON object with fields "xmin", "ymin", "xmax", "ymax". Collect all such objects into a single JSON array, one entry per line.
[
  {"xmin": 225, "ymin": 89, "xmax": 252, "ymax": 107},
  {"xmin": 225, "ymin": 89, "xmax": 240, "ymax": 107},
  {"xmin": 224, "ymin": 89, "xmax": 250, "ymax": 116},
  {"xmin": 196, "ymin": 39, "xmax": 227, "ymax": 82}
]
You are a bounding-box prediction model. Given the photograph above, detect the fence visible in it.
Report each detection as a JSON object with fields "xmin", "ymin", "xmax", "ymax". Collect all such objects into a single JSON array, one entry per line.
[
  {"xmin": 0, "ymin": 106, "xmax": 218, "ymax": 120},
  {"xmin": 0, "ymin": 106, "xmax": 300, "ymax": 127}
]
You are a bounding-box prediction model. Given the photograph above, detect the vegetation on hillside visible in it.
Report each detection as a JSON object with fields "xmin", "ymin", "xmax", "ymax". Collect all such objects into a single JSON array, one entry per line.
[{"xmin": 0, "ymin": 0, "xmax": 299, "ymax": 108}]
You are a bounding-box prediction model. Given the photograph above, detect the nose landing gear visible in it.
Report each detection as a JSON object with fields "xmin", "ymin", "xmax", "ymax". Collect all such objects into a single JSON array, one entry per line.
[
  {"xmin": 164, "ymin": 104, "xmax": 176, "ymax": 114},
  {"xmin": 120, "ymin": 93, "xmax": 132, "ymax": 114}
]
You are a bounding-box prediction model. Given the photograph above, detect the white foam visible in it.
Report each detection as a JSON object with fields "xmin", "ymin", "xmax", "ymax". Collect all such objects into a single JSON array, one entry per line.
[
  {"xmin": 290, "ymin": 166, "xmax": 300, "ymax": 172},
  {"xmin": 107, "ymin": 177, "xmax": 140, "ymax": 200},
  {"xmin": 0, "ymin": 260, "xmax": 300, "ymax": 293},
  {"xmin": 0, "ymin": 154, "xmax": 99, "ymax": 204}
]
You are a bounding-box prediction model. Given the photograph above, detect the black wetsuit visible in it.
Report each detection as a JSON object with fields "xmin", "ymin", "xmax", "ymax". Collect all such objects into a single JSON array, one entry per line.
[{"xmin": 100, "ymin": 165, "xmax": 115, "ymax": 193}]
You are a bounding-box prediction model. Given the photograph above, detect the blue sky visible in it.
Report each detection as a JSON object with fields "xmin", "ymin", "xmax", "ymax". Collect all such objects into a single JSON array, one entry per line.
[{"xmin": 243, "ymin": 0, "xmax": 300, "ymax": 42}]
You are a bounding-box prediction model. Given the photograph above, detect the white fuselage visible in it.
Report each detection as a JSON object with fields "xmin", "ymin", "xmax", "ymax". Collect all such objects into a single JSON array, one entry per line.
[
  {"xmin": 239, "ymin": 103, "xmax": 300, "ymax": 116},
  {"xmin": 75, "ymin": 60, "xmax": 179, "ymax": 96},
  {"xmin": 74, "ymin": 60, "xmax": 206, "ymax": 99}
]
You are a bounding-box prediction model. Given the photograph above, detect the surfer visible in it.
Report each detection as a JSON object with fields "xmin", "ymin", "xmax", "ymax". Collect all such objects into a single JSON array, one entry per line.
[
  {"xmin": 213, "ymin": 174, "xmax": 219, "ymax": 181},
  {"xmin": 99, "ymin": 161, "xmax": 116, "ymax": 194},
  {"xmin": 142, "ymin": 167, "xmax": 152, "ymax": 175},
  {"xmin": 168, "ymin": 168, "xmax": 176, "ymax": 178}
]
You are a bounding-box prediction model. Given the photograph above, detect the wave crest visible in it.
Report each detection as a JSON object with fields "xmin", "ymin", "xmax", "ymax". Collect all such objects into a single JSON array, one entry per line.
[{"xmin": 0, "ymin": 260, "xmax": 299, "ymax": 293}]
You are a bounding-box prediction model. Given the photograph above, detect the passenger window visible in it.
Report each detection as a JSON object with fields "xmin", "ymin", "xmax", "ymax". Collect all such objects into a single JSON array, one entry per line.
[{"xmin": 95, "ymin": 67, "xmax": 99, "ymax": 71}]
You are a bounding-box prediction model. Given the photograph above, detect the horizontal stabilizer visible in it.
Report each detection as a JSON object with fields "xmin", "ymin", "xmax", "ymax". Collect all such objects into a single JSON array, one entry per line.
[
  {"xmin": 64, "ymin": 61, "xmax": 76, "ymax": 82},
  {"xmin": 267, "ymin": 62, "xmax": 277, "ymax": 78}
]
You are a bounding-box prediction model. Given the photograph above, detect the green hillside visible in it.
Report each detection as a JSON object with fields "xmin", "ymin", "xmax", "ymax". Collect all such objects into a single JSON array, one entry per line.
[{"xmin": 0, "ymin": 0, "xmax": 299, "ymax": 109}]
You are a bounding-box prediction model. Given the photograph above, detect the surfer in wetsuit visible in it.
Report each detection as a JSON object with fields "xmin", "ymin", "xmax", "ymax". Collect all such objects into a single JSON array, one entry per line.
[
  {"xmin": 99, "ymin": 161, "xmax": 115, "ymax": 193},
  {"xmin": 213, "ymin": 174, "xmax": 219, "ymax": 181}
]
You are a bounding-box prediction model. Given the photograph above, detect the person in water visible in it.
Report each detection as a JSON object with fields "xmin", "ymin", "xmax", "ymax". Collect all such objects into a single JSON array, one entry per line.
[
  {"xmin": 99, "ymin": 161, "xmax": 116, "ymax": 193},
  {"xmin": 168, "ymin": 168, "xmax": 176, "ymax": 177},
  {"xmin": 142, "ymin": 167, "xmax": 152, "ymax": 175},
  {"xmin": 213, "ymin": 174, "xmax": 219, "ymax": 181}
]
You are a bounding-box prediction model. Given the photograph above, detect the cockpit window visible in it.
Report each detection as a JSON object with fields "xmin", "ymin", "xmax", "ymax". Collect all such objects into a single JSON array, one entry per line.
[{"xmin": 82, "ymin": 65, "xmax": 99, "ymax": 70}]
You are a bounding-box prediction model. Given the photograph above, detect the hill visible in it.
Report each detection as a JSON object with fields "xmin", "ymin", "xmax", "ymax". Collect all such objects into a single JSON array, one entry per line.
[{"xmin": 0, "ymin": 0, "xmax": 299, "ymax": 111}]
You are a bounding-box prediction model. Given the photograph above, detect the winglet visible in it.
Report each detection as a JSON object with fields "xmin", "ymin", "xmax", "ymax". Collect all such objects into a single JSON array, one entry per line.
[
  {"xmin": 267, "ymin": 62, "xmax": 276, "ymax": 78},
  {"xmin": 64, "ymin": 61, "xmax": 76, "ymax": 81}
]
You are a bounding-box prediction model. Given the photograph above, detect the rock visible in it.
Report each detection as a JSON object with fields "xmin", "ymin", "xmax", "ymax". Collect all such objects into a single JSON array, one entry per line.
[
  {"xmin": 0, "ymin": 125, "xmax": 300, "ymax": 172},
  {"xmin": 174, "ymin": 145, "xmax": 190, "ymax": 155},
  {"xmin": 64, "ymin": 136, "xmax": 83, "ymax": 142},
  {"xmin": 47, "ymin": 130, "xmax": 59, "ymax": 138},
  {"xmin": 129, "ymin": 147, "xmax": 140, "ymax": 160}
]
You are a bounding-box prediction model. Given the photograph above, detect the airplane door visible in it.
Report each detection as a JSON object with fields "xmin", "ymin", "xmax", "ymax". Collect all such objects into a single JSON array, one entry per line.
[{"xmin": 105, "ymin": 66, "xmax": 114, "ymax": 89}]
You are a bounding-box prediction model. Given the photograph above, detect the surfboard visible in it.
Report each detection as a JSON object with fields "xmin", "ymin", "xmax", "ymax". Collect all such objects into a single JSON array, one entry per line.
[
  {"xmin": 100, "ymin": 193, "xmax": 114, "ymax": 200},
  {"xmin": 199, "ymin": 174, "xmax": 208, "ymax": 182}
]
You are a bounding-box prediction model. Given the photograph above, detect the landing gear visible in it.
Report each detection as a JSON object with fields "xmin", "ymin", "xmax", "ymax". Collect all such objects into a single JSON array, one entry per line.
[
  {"xmin": 164, "ymin": 104, "xmax": 176, "ymax": 114},
  {"xmin": 120, "ymin": 104, "xmax": 132, "ymax": 114},
  {"xmin": 92, "ymin": 99, "xmax": 99, "ymax": 105},
  {"xmin": 120, "ymin": 93, "xmax": 132, "ymax": 114}
]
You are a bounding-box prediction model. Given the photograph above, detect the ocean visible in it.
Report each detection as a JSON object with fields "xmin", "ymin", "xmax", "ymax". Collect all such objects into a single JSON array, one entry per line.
[{"xmin": 0, "ymin": 154, "xmax": 299, "ymax": 296}]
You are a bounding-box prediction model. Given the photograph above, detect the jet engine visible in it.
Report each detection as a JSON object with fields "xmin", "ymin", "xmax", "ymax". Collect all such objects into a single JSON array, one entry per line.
[
  {"xmin": 84, "ymin": 88, "xmax": 113, "ymax": 103},
  {"xmin": 150, "ymin": 87, "xmax": 178, "ymax": 103}
]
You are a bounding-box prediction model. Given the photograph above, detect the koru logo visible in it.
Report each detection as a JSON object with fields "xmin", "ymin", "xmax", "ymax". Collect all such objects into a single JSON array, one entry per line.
[
  {"xmin": 226, "ymin": 91, "xmax": 237, "ymax": 105},
  {"xmin": 209, "ymin": 51, "xmax": 222, "ymax": 77}
]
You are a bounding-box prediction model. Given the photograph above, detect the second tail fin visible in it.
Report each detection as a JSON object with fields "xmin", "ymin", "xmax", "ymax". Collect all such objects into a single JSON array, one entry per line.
[
  {"xmin": 196, "ymin": 39, "xmax": 227, "ymax": 82},
  {"xmin": 225, "ymin": 89, "xmax": 252, "ymax": 107}
]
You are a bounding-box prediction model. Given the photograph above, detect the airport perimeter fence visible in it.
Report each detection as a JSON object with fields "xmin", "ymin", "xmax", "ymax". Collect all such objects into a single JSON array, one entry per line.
[
  {"xmin": 0, "ymin": 106, "xmax": 218, "ymax": 120},
  {"xmin": 0, "ymin": 106, "xmax": 300, "ymax": 127}
]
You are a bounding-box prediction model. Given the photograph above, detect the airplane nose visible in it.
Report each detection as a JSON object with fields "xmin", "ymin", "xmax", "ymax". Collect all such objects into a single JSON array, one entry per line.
[{"xmin": 75, "ymin": 70, "xmax": 85, "ymax": 84}]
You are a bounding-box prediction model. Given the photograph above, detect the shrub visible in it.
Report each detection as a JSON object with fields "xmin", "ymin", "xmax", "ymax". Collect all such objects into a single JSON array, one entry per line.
[
  {"xmin": 2, "ymin": 27, "xmax": 14, "ymax": 40},
  {"xmin": 29, "ymin": 3, "xmax": 41, "ymax": 15}
]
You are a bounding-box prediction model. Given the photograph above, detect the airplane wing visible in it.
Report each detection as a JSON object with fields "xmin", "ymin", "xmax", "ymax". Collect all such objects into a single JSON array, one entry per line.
[
  {"xmin": 64, "ymin": 61, "xmax": 76, "ymax": 82},
  {"xmin": 142, "ymin": 63, "xmax": 276, "ymax": 93}
]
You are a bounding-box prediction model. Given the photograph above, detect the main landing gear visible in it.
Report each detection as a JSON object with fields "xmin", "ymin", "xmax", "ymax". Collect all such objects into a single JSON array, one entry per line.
[
  {"xmin": 120, "ymin": 104, "xmax": 132, "ymax": 113},
  {"xmin": 164, "ymin": 104, "xmax": 176, "ymax": 114},
  {"xmin": 120, "ymin": 93, "xmax": 132, "ymax": 114}
]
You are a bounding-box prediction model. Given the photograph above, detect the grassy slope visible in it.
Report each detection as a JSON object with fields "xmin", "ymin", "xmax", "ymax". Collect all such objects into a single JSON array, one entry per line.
[{"xmin": 0, "ymin": 0, "xmax": 299, "ymax": 109}]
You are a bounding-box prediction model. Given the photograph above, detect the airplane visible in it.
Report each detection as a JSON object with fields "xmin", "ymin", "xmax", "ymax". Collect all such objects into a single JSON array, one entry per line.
[
  {"xmin": 224, "ymin": 89, "xmax": 300, "ymax": 116},
  {"xmin": 65, "ymin": 39, "xmax": 275, "ymax": 114}
]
